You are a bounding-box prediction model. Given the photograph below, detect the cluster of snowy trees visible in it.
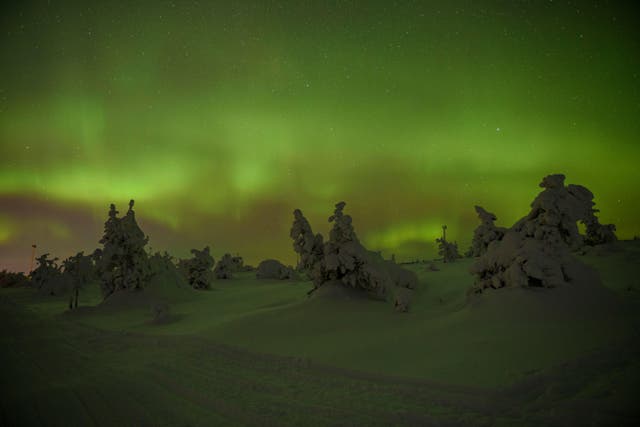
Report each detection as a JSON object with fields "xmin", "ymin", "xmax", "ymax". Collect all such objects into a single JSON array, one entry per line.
[
  {"xmin": 27, "ymin": 251, "xmax": 96, "ymax": 309},
  {"xmin": 286, "ymin": 174, "xmax": 619, "ymax": 308},
  {"xmin": 423, "ymin": 174, "xmax": 617, "ymax": 289},
  {"xmin": 11, "ymin": 173, "xmax": 621, "ymax": 312},
  {"xmin": 94, "ymin": 201, "xmax": 257, "ymax": 293},
  {"xmin": 23, "ymin": 200, "xmax": 257, "ymax": 307},
  {"xmin": 25, "ymin": 201, "xmax": 150, "ymax": 307},
  {"xmin": 0, "ymin": 269, "xmax": 29, "ymax": 288},
  {"xmin": 290, "ymin": 202, "xmax": 418, "ymax": 312},
  {"xmin": 466, "ymin": 174, "xmax": 617, "ymax": 292}
]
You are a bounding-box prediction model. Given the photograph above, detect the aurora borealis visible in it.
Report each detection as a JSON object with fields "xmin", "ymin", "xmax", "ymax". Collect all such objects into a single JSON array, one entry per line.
[{"xmin": 1, "ymin": 1, "xmax": 639, "ymax": 271}]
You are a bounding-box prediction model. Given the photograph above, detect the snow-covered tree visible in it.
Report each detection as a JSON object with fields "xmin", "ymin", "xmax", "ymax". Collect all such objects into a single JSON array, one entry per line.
[
  {"xmin": 180, "ymin": 246, "xmax": 215, "ymax": 289},
  {"xmin": 96, "ymin": 200, "xmax": 151, "ymax": 298},
  {"xmin": 30, "ymin": 253, "xmax": 62, "ymax": 292},
  {"xmin": 214, "ymin": 253, "xmax": 234, "ymax": 279},
  {"xmin": 466, "ymin": 206, "xmax": 506, "ymax": 257}
]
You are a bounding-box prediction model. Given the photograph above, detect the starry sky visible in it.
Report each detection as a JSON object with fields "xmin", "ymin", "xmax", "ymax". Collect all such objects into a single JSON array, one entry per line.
[{"xmin": 1, "ymin": 1, "xmax": 639, "ymax": 272}]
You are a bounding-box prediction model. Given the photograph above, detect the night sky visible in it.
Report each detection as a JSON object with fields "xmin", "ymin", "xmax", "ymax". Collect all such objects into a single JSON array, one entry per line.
[{"xmin": 1, "ymin": 1, "xmax": 639, "ymax": 272}]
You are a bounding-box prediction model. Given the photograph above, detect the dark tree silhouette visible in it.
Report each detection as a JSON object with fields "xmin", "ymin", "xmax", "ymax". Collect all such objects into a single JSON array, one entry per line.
[
  {"xmin": 290, "ymin": 208, "xmax": 324, "ymax": 279},
  {"xmin": 214, "ymin": 253, "xmax": 234, "ymax": 279},
  {"xmin": 61, "ymin": 251, "xmax": 95, "ymax": 309},
  {"xmin": 179, "ymin": 246, "xmax": 215, "ymax": 289},
  {"xmin": 96, "ymin": 200, "xmax": 152, "ymax": 298},
  {"xmin": 30, "ymin": 253, "xmax": 62, "ymax": 292},
  {"xmin": 436, "ymin": 225, "xmax": 460, "ymax": 263},
  {"xmin": 0, "ymin": 270, "xmax": 29, "ymax": 288}
]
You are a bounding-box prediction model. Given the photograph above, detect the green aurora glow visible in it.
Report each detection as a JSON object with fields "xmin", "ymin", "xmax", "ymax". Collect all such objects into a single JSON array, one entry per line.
[{"xmin": 1, "ymin": 1, "xmax": 639, "ymax": 270}]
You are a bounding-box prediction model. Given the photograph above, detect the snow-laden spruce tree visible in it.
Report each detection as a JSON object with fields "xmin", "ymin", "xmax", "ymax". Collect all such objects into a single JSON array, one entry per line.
[
  {"xmin": 214, "ymin": 253, "xmax": 234, "ymax": 279},
  {"xmin": 290, "ymin": 208, "xmax": 324, "ymax": 279},
  {"xmin": 181, "ymin": 246, "xmax": 215, "ymax": 289},
  {"xmin": 466, "ymin": 206, "xmax": 506, "ymax": 258},
  {"xmin": 96, "ymin": 200, "xmax": 151, "ymax": 298}
]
